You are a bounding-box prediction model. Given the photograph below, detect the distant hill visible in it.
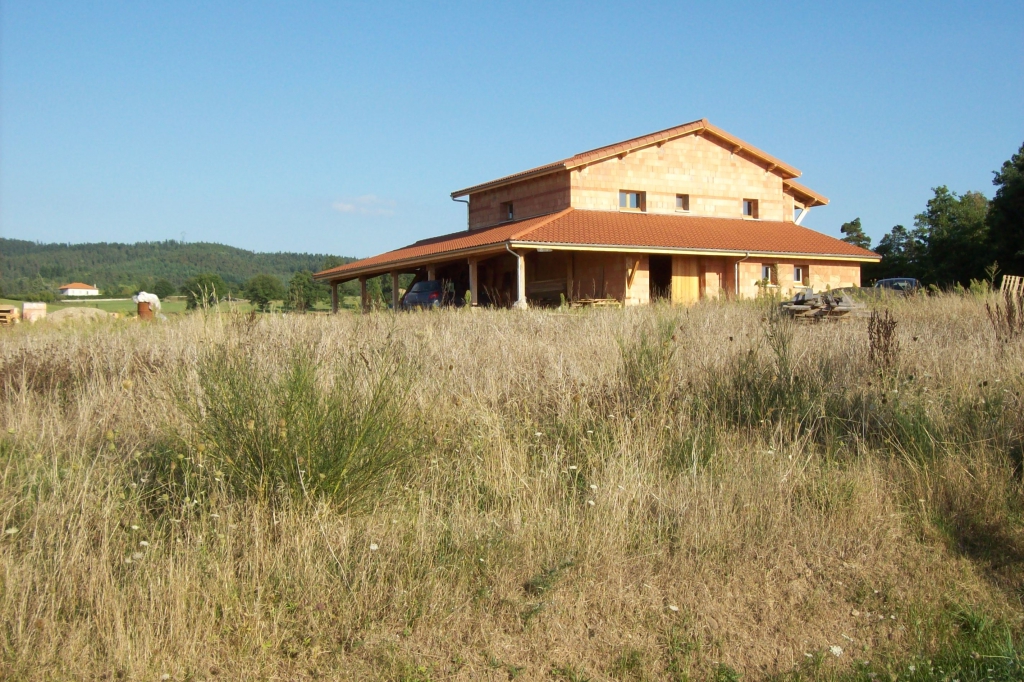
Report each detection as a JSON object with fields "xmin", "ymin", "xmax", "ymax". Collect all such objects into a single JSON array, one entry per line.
[{"xmin": 0, "ymin": 238, "xmax": 355, "ymax": 297}]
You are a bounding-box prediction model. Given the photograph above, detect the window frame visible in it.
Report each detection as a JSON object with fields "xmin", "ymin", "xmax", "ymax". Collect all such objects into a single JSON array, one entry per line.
[
  {"xmin": 618, "ymin": 190, "xmax": 646, "ymax": 212},
  {"xmin": 500, "ymin": 201, "xmax": 514, "ymax": 222},
  {"xmin": 675, "ymin": 194, "xmax": 690, "ymax": 212},
  {"xmin": 793, "ymin": 266, "xmax": 804, "ymax": 284},
  {"xmin": 742, "ymin": 199, "xmax": 759, "ymax": 219}
]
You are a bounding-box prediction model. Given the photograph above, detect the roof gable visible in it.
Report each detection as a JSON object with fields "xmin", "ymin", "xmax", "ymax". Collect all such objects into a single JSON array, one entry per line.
[{"xmin": 451, "ymin": 119, "xmax": 807, "ymax": 199}]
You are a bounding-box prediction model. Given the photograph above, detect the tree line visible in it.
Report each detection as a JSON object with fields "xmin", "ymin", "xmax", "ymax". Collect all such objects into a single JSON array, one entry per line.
[
  {"xmin": 0, "ymin": 239, "xmax": 354, "ymax": 302},
  {"xmin": 838, "ymin": 141, "xmax": 1024, "ymax": 287}
]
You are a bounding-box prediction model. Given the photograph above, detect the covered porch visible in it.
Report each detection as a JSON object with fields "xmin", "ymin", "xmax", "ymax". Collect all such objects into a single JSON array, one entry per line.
[{"xmin": 321, "ymin": 247, "xmax": 754, "ymax": 312}]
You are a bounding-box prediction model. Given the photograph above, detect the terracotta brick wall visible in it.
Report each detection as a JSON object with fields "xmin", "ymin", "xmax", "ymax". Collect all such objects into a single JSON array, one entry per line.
[
  {"xmin": 733, "ymin": 259, "xmax": 861, "ymax": 299},
  {"xmin": 625, "ymin": 255, "xmax": 649, "ymax": 306},
  {"xmin": 468, "ymin": 172, "xmax": 571, "ymax": 229},
  {"xmin": 569, "ymin": 133, "xmax": 790, "ymax": 221}
]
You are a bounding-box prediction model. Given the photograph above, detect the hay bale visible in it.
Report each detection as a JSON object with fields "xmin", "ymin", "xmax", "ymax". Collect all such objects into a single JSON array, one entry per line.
[{"xmin": 47, "ymin": 307, "xmax": 112, "ymax": 325}]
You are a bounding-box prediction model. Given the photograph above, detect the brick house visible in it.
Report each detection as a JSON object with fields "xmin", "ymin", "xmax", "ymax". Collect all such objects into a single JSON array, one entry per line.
[{"xmin": 315, "ymin": 119, "xmax": 879, "ymax": 310}]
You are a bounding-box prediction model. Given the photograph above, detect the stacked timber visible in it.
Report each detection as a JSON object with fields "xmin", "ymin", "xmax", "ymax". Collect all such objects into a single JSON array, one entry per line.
[{"xmin": 779, "ymin": 290, "xmax": 866, "ymax": 322}]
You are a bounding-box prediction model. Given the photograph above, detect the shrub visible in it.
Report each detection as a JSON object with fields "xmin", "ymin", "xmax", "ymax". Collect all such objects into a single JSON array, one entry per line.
[{"xmin": 173, "ymin": 340, "xmax": 419, "ymax": 508}]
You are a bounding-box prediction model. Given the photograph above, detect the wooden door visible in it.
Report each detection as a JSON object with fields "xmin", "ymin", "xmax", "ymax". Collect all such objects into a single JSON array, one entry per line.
[{"xmin": 671, "ymin": 256, "xmax": 700, "ymax": 305}]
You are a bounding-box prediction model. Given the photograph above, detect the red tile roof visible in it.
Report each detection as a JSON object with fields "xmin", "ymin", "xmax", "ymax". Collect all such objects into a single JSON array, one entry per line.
[
  {"xmin": 450, "ymin": 119, "xmax": 811, "ymax": 199},
  {"xmin": 519, "ymin": 211, "xmax": 876, "ymax": 257},
  {"xmin": 58, "ymin": 282, "xmax": 98, "ymax": 290},
  {"xmin": 314, "ymin": 211, "xmax": 570, "ymax": 279},
  {"xmin": 315, "ymin": 209, "xmax": 878, "ymax": 280}
]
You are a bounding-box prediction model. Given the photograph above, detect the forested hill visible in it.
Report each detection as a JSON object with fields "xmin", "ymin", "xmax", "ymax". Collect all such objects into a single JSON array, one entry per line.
[{"xmin": 0, "ymin": 238, "xmax": 354, "ymax": 295}]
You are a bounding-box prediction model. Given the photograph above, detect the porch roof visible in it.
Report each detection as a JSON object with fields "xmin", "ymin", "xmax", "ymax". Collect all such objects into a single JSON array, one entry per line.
[{"xmin": 314, "ymin": 209, "xmax": 880, "ymax": 282}]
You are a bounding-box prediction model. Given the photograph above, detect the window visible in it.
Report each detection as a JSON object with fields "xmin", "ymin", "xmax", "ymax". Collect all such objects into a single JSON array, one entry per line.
[
  {"xmin": 762, "ymin": 265, "xmax": 772, "ymax": 281},
  {"xmin": 500, "ymin": 202, "xmax": 514, "ymax": 222},
  {"xmin": 619, "ymin": 190, "xmax": 645, "ymax": 211},
  {"xmin": 794, "ymin": 266, "xmax": 803, "ymax": 283},
  {"xmin": 675, "ymin": 194, "xmax": 690, "ymax": 211},
  {"xmin": 742, "ymin": 199, "xmax": 759, "ymax": 218}
]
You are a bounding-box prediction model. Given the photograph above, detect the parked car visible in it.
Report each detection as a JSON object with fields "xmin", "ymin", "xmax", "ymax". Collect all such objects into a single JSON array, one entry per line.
[
  {"xmin": 873, "ymin": 278, "xmax": 920, "ymax": 295},
  {"xmin": 401, "ymin": 280, "xmax": 463, "ymax": 310}
]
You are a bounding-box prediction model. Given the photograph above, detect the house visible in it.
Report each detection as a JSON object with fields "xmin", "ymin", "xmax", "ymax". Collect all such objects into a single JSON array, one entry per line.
[
  {"xmin": 58, "ymin": 283, "xmax": 100, "ymax": 297},
  {"xmin": 314, "ymin": 119, "xmax": 879, "ymax": 310}
]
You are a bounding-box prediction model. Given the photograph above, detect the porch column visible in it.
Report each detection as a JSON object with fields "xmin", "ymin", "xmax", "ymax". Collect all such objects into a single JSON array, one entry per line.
[
  {"xmin": 468, "ymin": 258, "xmax": 479, "ymax": 306},
  {"xmin": 359, "ymin": 276, "xmax": 368, "ymax": 313},
  {"xmin": 566, "ymin": 253, "xmax": 574, "ymax": 303},
  {"xmin": 427, "ymin": 264, "xmax": 436, "ymax": 281},
  {"xmin": 331, "ymin": 281, "xmax": 338, "ymax": 314},
  {"xmin": 514, "ymin": 250, "xmax": 527, "ymax": 309},
  {"xmin": 390, "ymin": 271, "xmax": 399, "ymax": 310}
]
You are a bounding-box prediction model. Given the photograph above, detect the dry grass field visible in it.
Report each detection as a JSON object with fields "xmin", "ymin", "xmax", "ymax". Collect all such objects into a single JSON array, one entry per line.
[{"xmin": 1, "ymin": 295, "xmax": 1022, "ymax": 681}]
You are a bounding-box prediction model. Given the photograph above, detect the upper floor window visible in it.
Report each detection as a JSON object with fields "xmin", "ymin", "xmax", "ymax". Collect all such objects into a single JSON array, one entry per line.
[
  {"xmin": 742, "ymin": 199, "xmax": 759, "ymax": 218},
  {"xmin": 619, "ymin": 190, "xmax": 645, "ymax": 211},
  {"xmin": 676, "ymin": 194, "xmax": 690, "ymax": 212},
  {"xmin": 500, "ymin": 202, "xmax": 514, "ymax": 222}
]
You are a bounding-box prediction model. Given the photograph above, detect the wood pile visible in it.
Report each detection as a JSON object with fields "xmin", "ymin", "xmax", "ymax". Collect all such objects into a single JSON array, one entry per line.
[
  {"xmin": 779, "ymin": 290, "xmax": 867, "ymax": 322},
  {"xmin": 571, "ymin": 298, "xmax": 622, "ymax": 308}
]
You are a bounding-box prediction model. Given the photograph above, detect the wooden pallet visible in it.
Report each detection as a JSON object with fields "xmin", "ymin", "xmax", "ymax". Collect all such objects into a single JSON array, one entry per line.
[
  {"xmin": 1002, "ymin": 275, "xmax": 1024, "ymax": 298},
  {"xmin": 0, "ymin": 306, "xmax": 17, "ymax": 326}
]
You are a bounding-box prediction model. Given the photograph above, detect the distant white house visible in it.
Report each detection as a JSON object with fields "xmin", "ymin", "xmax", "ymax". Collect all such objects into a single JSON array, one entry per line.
[{"xmin": 58, "ymin": 282, "xmax": 100, "ymax": 297}]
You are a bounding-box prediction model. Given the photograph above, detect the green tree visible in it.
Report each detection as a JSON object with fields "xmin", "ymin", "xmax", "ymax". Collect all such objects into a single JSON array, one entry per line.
[
  {"xmin": 987, "ymin": 141, "xmax": 1024, "ymax": 276},
  {"xmin": 914, "ymin": 186, "xmax": 990, "ymax": 286},
  {"xmin": 868, "ymin": 224, "xmax": 927, "ymax": 281},
  {"xmin": 152, "ymin": 278, "xmax": 177, "ymax": 299},
  {"xmin": 244, "ymin": 274, "xmax": 285, "ymax": 312},
  {"xmin": 182, "ymin": 273, "xmax": 228, "ymax": 310},
  {"xmin": 839, "ymin": 217, "xmax": 872, "ymax": 250},
  {"xmin": 286, "ymin": 270, "xmax": 327, "ymax": 311}
]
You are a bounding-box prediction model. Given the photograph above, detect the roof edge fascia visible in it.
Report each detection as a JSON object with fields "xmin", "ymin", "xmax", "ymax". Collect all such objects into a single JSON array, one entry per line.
[{"xmin": 509, "ymin": 240, "xmax": 880, "ymax": 263}]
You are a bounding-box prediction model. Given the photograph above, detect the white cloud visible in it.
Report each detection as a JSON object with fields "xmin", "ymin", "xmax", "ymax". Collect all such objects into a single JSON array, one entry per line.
[{"xmin": 332, "ymin": 194, "xmax": 396, "ymax": 217}]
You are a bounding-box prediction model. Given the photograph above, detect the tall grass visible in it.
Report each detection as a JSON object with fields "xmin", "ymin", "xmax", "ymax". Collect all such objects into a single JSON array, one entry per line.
[
  {"xmin": 164, "ymin": 335, "xmax": 419, "ymax": 507},
  {"xmin": 0, "ymin": 296, "xmax": 1022, "ymax": 680}
]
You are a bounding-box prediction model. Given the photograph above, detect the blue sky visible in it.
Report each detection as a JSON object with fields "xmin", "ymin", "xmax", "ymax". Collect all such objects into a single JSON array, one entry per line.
[{"xmin": 1, "ymin": 1, "xmax": 1021, "ymax": 257}]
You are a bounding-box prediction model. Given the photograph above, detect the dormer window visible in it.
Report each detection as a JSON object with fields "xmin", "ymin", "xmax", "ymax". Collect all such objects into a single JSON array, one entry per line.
[
  {"xmin": 676, "ymin": 194, "xmax": 690, "ymax": 212},
  {"xmin": 500, "ymin": 202, "xmax": 514, "ymax": 222},
  {"xmin": 742, "ymin": 199, "xmax": 759, "ymax": 219},
  {"xmin": 619, "ymin": 190, "xmax": 645, "ymax": 212}
]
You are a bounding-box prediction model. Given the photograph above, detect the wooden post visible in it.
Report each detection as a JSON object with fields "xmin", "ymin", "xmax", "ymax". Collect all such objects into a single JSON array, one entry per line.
[
  {"xmin": 390, "ymin": 271, "xmax": 399, "ymax": 310},
  {"xmin": 427, "ymin": 265, "xmax": 436, "ymax": 281},
  {"xmin": 468, "ymin": 259, "xmax": 479, "ymax": 307},
  {"xmin": 359, "ymin": 276, "xmax": 368, "ymax": 313},
  {"xmin": 566, "ymin": 252, "xmax": 574, "ymax": 303},
  {"xmin": 514, "ymin": 250, "xmax": 527, "ymax": 309},
  {"xmin": 331, "ymin": 281, "xmax": 338, "ymax": 314}
]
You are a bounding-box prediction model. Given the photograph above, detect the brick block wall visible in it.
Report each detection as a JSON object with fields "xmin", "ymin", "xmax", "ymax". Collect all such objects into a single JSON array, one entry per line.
[
  {"xmin": 625, "ymin": 255, "xmax": 649, "ymax": 306},
  {"xmin": 468, "ymin": 172, "xmax": 571, "ymax": 229},
  {"xmin": 569, "ymin": 133, "xmax": 789, "ymax": 221}
]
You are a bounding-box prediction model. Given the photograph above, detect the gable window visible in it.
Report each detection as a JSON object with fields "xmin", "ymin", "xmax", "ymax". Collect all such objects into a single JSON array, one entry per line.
[
  {"xmin": 794, "ymin": 266, "xmax": 804, "ymax": 283},
  {"xmin": 619, "ymin": 190, "xmax": 645, "ymax": 212},
  {"xmin": 742, "ymin": 199, "xmax": 759, "ymax": 218},
  {"xmin": 500, "ymin": 202, "xmax": 514, "ymax": 222},
  {"xmin": 675, "ymin": 194, "xmax": 690, "ymax": 212}
]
